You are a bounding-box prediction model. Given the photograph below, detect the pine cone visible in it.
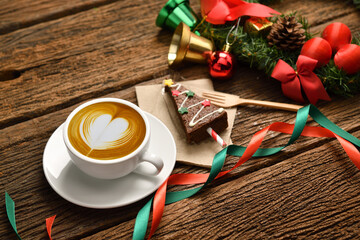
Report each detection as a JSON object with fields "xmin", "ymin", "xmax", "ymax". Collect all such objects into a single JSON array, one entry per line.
[{"xmin": 267, "ymin": 16, "xmax": 306, "ymax": 51}]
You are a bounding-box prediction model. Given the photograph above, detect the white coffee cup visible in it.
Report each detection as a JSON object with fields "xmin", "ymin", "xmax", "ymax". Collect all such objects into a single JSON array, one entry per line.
[{"xmin": 63, "ymin": 98, "xmax": 164, "ymax": 179}]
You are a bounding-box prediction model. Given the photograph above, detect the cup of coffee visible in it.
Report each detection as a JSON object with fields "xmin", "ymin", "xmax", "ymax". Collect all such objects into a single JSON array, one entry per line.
[{"xmin": 63, "ymin": 98, "xmax": 164, "ymax": 179}]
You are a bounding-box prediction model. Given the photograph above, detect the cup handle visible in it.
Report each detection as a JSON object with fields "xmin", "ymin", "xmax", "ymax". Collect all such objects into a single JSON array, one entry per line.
[{"xmin": 136, "ymin": 151, "xmax": 164, "ymax": 175}]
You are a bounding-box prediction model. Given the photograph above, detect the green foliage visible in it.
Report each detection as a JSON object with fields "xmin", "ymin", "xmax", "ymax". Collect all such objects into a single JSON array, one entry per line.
[
  {"xmin": 315, "ymin": 61, "xmax": 360, "ymax": 97},
  {"xmin": 197, "ymin": 14, "xmax": 360, "ymax": 97},
  {"xmin": 353, "ymin": 0, "xmax": 360, "ymax": 8}
]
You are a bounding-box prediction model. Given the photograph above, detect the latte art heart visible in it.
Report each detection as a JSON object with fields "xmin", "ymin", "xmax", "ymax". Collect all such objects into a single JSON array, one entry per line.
[
  {"xmin": 68, "ymin": 102, "xmax": 146, "ymax": 160},
  {"xmin": 80, "ymin": 114, "xmax": 130, "ymax": 149}
]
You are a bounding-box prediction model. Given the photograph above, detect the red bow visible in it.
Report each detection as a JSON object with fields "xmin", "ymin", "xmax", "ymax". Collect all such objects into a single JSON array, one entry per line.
[
  {"xmin": 271, "ymin": 55, "xmax": 331, "ymax": 104},
  {"xmin": 201, "ymin": 0, "xmax": 280, "ymax": 25}
]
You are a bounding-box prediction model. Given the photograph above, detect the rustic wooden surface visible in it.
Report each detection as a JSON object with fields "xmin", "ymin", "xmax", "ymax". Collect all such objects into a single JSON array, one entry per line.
[{"xmin": 0, "ymin": 0, "xmax": 359, "ymax": 239}]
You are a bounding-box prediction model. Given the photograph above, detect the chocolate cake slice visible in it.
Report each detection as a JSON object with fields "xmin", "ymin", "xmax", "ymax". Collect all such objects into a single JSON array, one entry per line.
[{"xmin": 164, "ymin": 79, "xmax": 228, "ymax": 143}]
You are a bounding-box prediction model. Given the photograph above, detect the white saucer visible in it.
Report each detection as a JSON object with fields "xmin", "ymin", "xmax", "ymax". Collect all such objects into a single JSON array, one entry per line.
[{"xmin": 43, "ymin": 112, "xmax": 176, "ymax": 209}]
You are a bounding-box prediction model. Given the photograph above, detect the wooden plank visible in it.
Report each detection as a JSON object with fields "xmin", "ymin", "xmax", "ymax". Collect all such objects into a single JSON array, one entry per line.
[
  {"xmin": 0, "ymin": 76, "xmax": 151, "ymax": 150},
  {"xmin": 0, "ymin": 0, "xmax": 118, "ymax": 34},
  {"xmin": 1, "ymin": 66, "xmax": 360, "ymax": 156},
  {"xmin": 270, "ymin": 0, "xmax": 358, "ymax": 27},
  {"xmin": 311, "ymin": 11, "xmax": 360, "ymax": 35},
  {"xmin": 0, "ymin": 0, "xmax": 358, "ymax": 129},
  {"xmin": 82, "ymin": 129, "xmax": 360, "ymax": 239},
  {"xmin": 1, "ymin": 0, "xmax": 359, "ymax": 239},
  {"xmin": 1, "ymin": 62, "xmax": 359, "ymax": 166},
  {"xmin": 1, "ymin": 76, "xmax": 359, "ymax": 238},
  {"xmin": 0, "ymin": 0, "xmax": 173, "ymax": 128},
  {"xmin": 0, "ymin": 88, "xmax": 149, "ymax": 239}
]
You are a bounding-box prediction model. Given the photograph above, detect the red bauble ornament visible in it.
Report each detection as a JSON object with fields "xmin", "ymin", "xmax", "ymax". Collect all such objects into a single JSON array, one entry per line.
[
  {"xmin": 322, "ymin": 22, "xmax": 352, "ymax": 53},
  {"xmin": 300, "ymin": 37, "xmax": 332, "ymax": 68},
  {"xmin": 208, "ymin": 50, "xmax": 235, "ymax": 80},
  {"xmin": 334, "ymin": 44, "xmax": 360, "ymax": 74}
]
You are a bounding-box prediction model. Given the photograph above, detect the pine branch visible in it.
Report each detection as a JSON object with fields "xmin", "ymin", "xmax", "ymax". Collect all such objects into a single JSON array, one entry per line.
[
  {"xmin": 198, "ymin": 14, "xmax": 309, "ymax": 75},
  {"xmin": 353, "ymin": 0, "xmax": 360, "ymax": 8},
  {"xmin": 197, "ymin": 14, "xmax": 360, "ymax": 97}
]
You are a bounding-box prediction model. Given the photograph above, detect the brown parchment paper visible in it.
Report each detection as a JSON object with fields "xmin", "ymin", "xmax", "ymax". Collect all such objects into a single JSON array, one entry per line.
[{"xmin": 135, "ymin": 79, "xmax": 236, "ymax": 168}]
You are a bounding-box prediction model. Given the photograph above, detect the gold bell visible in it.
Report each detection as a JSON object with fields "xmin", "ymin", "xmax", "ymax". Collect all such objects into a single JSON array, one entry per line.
[{"xmin": 168, "ymin": 22, "xmax": 214, "ymax": 67}]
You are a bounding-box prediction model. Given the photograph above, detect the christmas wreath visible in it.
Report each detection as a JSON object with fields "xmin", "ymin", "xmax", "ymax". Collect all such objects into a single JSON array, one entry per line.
[{"xmin": 156, "ymin": 0, "xmax": 360, "ymax": 104}]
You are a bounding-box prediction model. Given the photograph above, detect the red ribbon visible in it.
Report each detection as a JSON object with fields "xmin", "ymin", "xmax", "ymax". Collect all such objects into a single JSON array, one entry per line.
[
  {"xmin": 46, "ymin": 215, "xmax": 56, "ymax": 240},
  {"xmin": 45, "ymin": 122, "xmax": 360, "ymax": 239},
  {"xmin": 271, "ymin": 55, "xmax": 331, "ymax": 105},
  {"xmin": 201, "ymin": 0, "xmax": 280, "ymax": 25},
  {"xmin": 146, "ymin": 123, "xmax": 360, "ymax": 239}
]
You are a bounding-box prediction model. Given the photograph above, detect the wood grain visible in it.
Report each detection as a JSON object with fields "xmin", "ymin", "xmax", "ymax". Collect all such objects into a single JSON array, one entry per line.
[
  {"xmin": 311, "ymin": 11, "xmax": 360, "ymax": 34},
  {"xmin": 0, "ymin": 0, "xmax": 119, "ymax": 34},
  {"xmin": 0, "ymin": 0, "xmax": 359, "ymax": 239},
  {"xmin": 0, "ymin": 0, "xmax": 174, "ymax": 128},
  {"xmin": 0, "ymin": 77, "xmax": 359, "ymax": 238},
  {"xmin": 83, "ymin": 130, "xmax": 360, "ymax": 239},
  {"xmin": 0, "ymin": 0, "xmax": 358, "ymax": 129},
  {"xmin": 270, "ymin": 0, "xmax": 358, "ymax": 27}
]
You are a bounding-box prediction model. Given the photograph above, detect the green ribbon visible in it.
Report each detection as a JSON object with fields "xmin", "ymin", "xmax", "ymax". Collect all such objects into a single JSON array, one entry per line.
[
  {"xmin": 134, "ymin": 105, "xmax": 360, "ymax": 239},
  {"xmin": 5, "ymin": 192, "xmax": 22, "ymax": 240},
  {"xmin": 4, "ymin": 105, "xmax": 358, "ymax": 239}
]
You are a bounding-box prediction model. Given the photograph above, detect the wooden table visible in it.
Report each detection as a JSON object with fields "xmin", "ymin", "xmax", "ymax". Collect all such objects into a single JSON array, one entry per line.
[{"xmin": 1, "ymin": 0, "xmax": 360, "ymax": 239}]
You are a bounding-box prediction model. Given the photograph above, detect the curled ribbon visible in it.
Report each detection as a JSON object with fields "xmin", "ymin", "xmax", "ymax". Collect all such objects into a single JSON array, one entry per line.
[
  {"xmin": 133, "ymin": 105, "xmax": 360, "ymax": 239},
  {"xmin": 9, "ymin": 107, "xmax": 358, "ymax": 239},
  {"xmin": 46, "ymin": 215, "xmax": 56, "ymax": 240},
  {"xmin": 5, "ymin": 192, "xmax": 22, "ymax": 240},
  {"xmin": 200, "ymin": 0, "xmax": 280, "ymax": 25},
  {"xmin": 271, "ymin": 55, "xmax": 331, "ymax": 105}
]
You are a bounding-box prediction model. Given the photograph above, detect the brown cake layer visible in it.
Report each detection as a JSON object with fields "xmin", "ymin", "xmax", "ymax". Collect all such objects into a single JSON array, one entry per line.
[{"xmin": 165, "ymin": 84, "xmax": 228, "ymax": 143}]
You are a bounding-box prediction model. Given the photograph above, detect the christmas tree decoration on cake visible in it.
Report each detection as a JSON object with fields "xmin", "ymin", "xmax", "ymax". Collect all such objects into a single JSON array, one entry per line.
[
  {"xmin": 163, "ymin": 80, "xmax": 228, "ymax": 143},
  {"xmin": 267, "ymin": 15, "xmax": 306, "ymax": 51},
  {"xmin": 178, "ymin": 107, "xmax": 189, "ymax": 114},
  {"xmin": 163, "ymin": 79, "xmax": 174, "ymax": 87},
  {"xmin": 186, "ymin": 90, "xmax": 195, "ymax": 97},
  {"xmin": 300, "ymin": 37, "xmax": 332, "ymax": 68},
  {"xmin": 171, "ymin": 89, "xmax": 180, "ymax": 96},
  {"xmin": 334, "ymin": 44, "xmax": 360, "ymax": 74},
  {"xmin": 168, "ymin": 22, "xmax": 214, "ymax": 67},
  {"xmin": 322, "ymin": 22, "xmax": 352, "ymax": 53},
  {"xmin": 133, "ymin": 104, "xmax": 360, "ymax": 240},
  {"xmin": 156, "ymin": 0, "xmax": 198, "ymax": 31}
]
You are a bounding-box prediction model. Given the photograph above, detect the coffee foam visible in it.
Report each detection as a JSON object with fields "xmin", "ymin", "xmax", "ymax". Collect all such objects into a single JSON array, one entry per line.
[{"xmin": 68, "ymin": 102, "xmax": 146, "ymax": 160}]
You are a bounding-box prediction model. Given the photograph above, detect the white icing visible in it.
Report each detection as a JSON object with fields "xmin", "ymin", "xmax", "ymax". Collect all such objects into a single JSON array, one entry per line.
[
  {"xmin": 189, "ymin": 108, "xmax": 224, "ymax": 127},
  {"xmin": 178, "ymin": 91, "xmax": 191, "ymax": 109},
  {"xmin": 171, "ymin": 83, "xmax": 181, "ymax": 90},
  {"xmin": 169, "ymin": 83, "xmax": 224, "ymax": 127},
  {"xmin": 179, "ymin": 96, "xmax": 189, "ymax": 109},
  {"xmin": 186, "ymin": 100, "xmax": 203, "ymax": 109}
]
